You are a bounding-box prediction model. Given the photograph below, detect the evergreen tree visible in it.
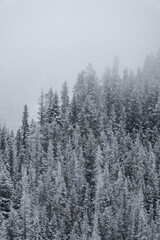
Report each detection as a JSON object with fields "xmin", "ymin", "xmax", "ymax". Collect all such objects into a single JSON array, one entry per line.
[
  {"xmin": 0, "ymin": 53, "xmax": 160, "ymax": 239},
  {"xmin": 21, "ymin": 104, "xmax": 29, "ymax": 148}
]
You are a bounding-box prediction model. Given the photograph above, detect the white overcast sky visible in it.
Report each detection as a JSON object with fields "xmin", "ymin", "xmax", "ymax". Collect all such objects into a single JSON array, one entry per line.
[{"xmin": 0, "ymin": 0, "xmax": 160, "ymax": 130}]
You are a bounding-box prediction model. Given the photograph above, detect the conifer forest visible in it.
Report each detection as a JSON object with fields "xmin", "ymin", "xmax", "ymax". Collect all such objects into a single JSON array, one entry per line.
[{"xmin": 1, "ymin": 52, "xmax": 160, "ymax": 239}]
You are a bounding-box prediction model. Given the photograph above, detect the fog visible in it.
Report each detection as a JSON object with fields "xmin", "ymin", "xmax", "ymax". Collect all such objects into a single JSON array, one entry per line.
[{"xmin": 0, "ymin": 0, "xmax": 160, "ymax": 131}]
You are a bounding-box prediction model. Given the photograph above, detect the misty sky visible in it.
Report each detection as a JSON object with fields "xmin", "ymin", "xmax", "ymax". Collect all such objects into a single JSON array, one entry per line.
[{"xmin": 0, "ymin": 0, "xmax": 160, "ymax": 131}]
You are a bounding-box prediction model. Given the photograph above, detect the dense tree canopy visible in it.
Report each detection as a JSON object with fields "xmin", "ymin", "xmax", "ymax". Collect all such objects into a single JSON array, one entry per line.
[{"xmin": 0, "ymin": 52, "xmax": 160, "ymax": 239}]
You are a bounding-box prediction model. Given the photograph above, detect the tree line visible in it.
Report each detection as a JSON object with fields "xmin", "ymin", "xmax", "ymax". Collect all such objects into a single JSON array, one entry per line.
[{"xmin": 0, "ymin": 51, "xmax": 160, "ymax": 239}]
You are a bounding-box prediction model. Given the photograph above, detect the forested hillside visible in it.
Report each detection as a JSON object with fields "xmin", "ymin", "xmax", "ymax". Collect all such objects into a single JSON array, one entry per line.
[{"xmin": 0, "ymin": 52, "xmax": 160, "ymax": 239}]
